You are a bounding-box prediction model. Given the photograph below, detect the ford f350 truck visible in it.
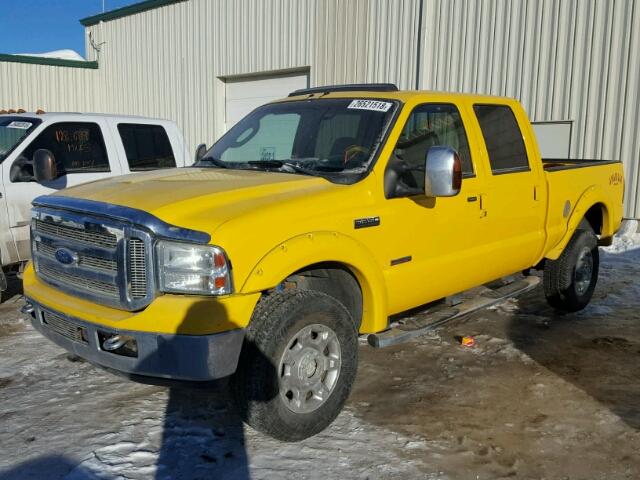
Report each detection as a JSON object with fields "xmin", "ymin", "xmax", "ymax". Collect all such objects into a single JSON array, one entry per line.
[
  {"xmin": 22, "ymin": 85, "xmax": 624, "ymax": 441},
  {"xmin": 0, "ymin": 112, "xmax": 190, "ymax": 298}
]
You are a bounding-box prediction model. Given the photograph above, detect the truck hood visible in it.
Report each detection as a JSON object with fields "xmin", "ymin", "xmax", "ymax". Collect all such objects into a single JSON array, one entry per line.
[{"xmin": 54, "ymin": 168, "xmax": 335, "ymax": 235}]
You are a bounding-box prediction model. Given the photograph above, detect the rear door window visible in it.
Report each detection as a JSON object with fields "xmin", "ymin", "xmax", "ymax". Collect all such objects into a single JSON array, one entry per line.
[
  {"xmin": 21, "ymin": 122, "xmax": 109, "ymax": 175},
  {"xmin": 473, "ymin": 104, "xmax": 529, "ymax": 173},
  {"xmin": 118, "ymin": 123, "xmax": 176, "ymax": 171}
]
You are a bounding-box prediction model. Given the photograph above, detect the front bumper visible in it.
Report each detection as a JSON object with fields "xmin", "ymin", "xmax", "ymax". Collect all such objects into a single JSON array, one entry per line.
[{"xmin": 24, "ymin": 298, "xmax": 245, "ymax": 381}]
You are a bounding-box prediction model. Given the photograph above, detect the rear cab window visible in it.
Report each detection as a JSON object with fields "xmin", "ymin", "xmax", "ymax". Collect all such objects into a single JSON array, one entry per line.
[
  {"xmin": 473, "ymin": 104, "xmax": 529, "ymax": 174},
  {"xmin": 19, "ymin": 122, "xmax": 109, "ymax": 177},
  {"xmin": 118, "ymin": 123, "xmax": 176, "ymax": 171}
]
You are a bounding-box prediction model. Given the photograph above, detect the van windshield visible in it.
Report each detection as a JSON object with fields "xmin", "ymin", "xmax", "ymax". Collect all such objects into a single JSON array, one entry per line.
[
  {"xmin": 0, "ymin": 117, "xmax": 41, "ymax": 162},
  {"xmin": 198, "ymin": 98, "xmax": 398, "ymax": 180}
]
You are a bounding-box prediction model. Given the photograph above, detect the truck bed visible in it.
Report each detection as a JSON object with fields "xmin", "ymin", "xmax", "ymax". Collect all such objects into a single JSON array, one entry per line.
[{"xmin": 542, "ymin": 158, "xmax": 624, "ymax": 252}]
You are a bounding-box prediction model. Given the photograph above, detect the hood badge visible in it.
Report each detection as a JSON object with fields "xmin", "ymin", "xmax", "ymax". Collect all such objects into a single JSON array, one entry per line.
[{"xmin": 354, "ymin": 216, "xmax": 380, "ymax": 229}]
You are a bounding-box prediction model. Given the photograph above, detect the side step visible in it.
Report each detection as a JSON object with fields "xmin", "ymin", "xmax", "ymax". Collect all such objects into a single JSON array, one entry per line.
[{"xmin": 367, "ymin": 276, "xmax": 540, "ymax": 348}]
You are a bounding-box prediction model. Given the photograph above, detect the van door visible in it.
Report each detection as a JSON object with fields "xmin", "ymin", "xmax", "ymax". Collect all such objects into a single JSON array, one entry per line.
[
  {"xmin": 381, "ymin": 102, "xmax": 490, "ymax": 314},
  {"xmin": 3, "ymin": 120, "xmax": 123, "ymax": 261},
  {"xmin": 470, "ymin": 103, "xmax": 546, "ymax": 275}
]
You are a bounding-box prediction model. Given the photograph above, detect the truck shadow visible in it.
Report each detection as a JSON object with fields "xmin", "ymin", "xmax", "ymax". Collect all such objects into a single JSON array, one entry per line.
[
  {"xmin": 506, "ymin": 248, "xmax": 640, "ymax": 430},
  {"xmin": 131, "ymin": 299, "xmax": 274, "ymax": 480}
]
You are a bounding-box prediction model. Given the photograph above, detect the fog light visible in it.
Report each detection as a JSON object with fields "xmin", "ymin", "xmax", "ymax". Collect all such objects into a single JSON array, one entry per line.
[{"xmin": 98, "ymin": 331, "xmax": 138, "ymax": 357}]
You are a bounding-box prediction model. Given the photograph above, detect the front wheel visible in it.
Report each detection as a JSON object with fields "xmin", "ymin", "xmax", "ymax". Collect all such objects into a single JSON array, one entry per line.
[
  {"xmin": 543, "ymin": 228, "xmax": 599, "ymax": 312},
  {"xmin": 232, "ymin": 289, "xmax": 358, "ymax": 441}
]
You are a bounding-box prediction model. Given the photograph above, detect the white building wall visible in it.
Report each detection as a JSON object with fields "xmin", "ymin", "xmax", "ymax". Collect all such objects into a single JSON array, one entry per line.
[
  {"xmin": 1, "ymin": 0, "xmax": 638, "ymax": 216},
  {"xmin": 0, "ymin": 61, "xmax": 98, "ymax": 112}
]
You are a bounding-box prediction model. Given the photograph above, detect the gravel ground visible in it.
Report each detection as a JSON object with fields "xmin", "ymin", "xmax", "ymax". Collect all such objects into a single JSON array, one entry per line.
[{"xmin": 1, "ymin": 229, "xmax": 639, "ymax": 480}]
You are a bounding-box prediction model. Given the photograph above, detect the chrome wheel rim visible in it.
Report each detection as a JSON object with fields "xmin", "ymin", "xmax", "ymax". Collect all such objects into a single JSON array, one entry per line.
[
  {"xmin": 574, "ymin": 246, "xmax": 594, "ymax": 295},
  {"xmin": 278, "ymin": 323, "xmax": 341, "ymax": 414}
]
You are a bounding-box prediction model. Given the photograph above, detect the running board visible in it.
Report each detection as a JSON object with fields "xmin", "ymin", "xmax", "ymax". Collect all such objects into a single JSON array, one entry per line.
[{"xmin": 367, "ymin": 276, "xmax": 540, "ymax": 348}]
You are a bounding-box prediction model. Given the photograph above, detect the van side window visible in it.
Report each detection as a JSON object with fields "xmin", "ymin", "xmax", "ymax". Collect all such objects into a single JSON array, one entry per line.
[
  {"xmin": 388, "ymin": 103, "xmax": 473, "ymax": 195},
  {"xmin": 20, "ymin": 122, "xmax": 109, "ymax": 177},
  {"xmin": 118, "ymin": 124, "xmax": 177, "ymax": 171},
  {"xmin": 473, "ymin": 105, "xmax": 529, "ymax": 173}
]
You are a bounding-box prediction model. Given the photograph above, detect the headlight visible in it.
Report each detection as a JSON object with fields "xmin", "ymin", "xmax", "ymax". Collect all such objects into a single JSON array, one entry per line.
[{"xmin": 155, "ymin": 240, "xmax": 232, "ymax": 295}]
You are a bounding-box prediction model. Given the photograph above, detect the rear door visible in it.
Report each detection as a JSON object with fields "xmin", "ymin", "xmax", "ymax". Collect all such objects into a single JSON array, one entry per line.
[
  {"xmin": 3, "ymin": 119, "xmax": 123, "ymax": 261},
  {"xmin": 113, "ymin": 122, "xmax": 179, "ymax": 173},
  {"xmin": 470, "ymin": 102, "xmax": 546, "ymax": 274}
]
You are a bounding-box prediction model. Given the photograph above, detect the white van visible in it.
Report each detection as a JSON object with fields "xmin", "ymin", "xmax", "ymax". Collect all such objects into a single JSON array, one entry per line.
[{"xmin": 0, "ymin": 112, "xmax": 191, "ymax": 294}]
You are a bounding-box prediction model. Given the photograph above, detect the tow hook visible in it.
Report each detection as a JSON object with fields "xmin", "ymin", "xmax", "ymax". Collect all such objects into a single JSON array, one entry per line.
[
  {"xmin": 20, "ymin": 303, "xmax": 35, "ymax": 316},
  {"xmin": 102, "ymin": 335, "xmax": 127, "ymax": 351}
]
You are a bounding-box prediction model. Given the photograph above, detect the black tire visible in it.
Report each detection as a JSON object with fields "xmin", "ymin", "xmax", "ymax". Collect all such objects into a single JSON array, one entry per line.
[
  {"xmin": 543, "ymin": 227, "xmax": 599, "ymax": 312},
  {"xmin": 231, "ymin": 289, "xmax": 358, "ymax": 441}
]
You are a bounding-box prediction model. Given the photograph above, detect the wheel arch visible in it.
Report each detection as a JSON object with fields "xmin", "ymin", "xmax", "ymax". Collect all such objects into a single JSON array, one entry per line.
[
  {"xmin": 546, "ymin": 186, "xmax": 615, "ymax": 260},
  {"xmin": 240, "ymin": 231, "xmax": 389, "ymax": 334}
]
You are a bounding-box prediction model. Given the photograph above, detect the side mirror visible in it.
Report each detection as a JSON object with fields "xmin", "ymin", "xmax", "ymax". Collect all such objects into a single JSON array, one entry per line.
[
  {"xmin": 194, "ymin": 143, "xmax": 207, "ymax": 163},
  {"xmin": 424, "ymin": 146, "xmax": 462, "ymax": 197},
  {"xmin": 33, "ymin": 149, "xmax": 58, "ymax": 182}
]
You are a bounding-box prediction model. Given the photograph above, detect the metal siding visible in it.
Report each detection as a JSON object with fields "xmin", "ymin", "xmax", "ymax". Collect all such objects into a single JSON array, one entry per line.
[
  {"xmin": 419, "ymin": 0, "xmax": 640, "ymax": 217},
  {"xmin": 1, "ymin": 0, "xmax": 638, "ymax": 217}
]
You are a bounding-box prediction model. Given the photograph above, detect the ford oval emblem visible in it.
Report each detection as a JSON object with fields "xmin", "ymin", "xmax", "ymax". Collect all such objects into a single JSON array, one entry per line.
[{"xmin": 54, "ymin": 248, "xmax": 78, "ymax": 266}]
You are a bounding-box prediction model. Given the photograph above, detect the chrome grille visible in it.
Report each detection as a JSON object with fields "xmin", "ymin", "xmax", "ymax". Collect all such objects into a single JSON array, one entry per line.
[
  {"xmin": 39, "ymin": 264, "xmax": 119, "ymax": 299},
  {"xmin": 37, "ymin": 242, "xmax": 117, "ymax": 272},
  {"xmin": 32, "ymin": 210, "xmax": 153, "ymax": 311},
  {"xmin": 129, "ymin": 239, "xmax": 147, "ymax": 299},
  {"xmin": 42, "ymin": 310, "xmax": 87, "ymax": 344},
  {"xmin": 35, "ymin": 219, "xmax": 117, "ymax": 248}
]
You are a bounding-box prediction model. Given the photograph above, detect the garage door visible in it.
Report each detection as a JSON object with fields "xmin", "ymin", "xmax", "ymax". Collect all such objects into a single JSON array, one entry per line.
[{"xmin": 224, "ymin": 72, "xmax": 309, "ymax": 131}]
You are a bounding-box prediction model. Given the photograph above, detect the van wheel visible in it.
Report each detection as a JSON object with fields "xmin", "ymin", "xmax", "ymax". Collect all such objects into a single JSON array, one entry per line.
[
  {"xmin": 543, "ymin": 228, "xmax": 599, "ymax": 312},
  {"xmin": 232, "ymin": 289, "xmax": 358, "ymax": 441}
]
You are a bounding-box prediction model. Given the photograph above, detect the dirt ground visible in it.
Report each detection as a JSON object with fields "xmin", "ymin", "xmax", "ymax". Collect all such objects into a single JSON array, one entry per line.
[{"xmin": 1, "ymin": 241, "xmax": 639, "ymax": 480}]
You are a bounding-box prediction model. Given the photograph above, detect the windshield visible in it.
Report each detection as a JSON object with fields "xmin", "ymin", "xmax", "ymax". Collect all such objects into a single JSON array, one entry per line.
[
  {"xmin": 199, "ymin": 98, "xmax": 398, "ymax": 180},
  {"xmin": 0, "ymin": 116, "xmax": 41, "ymax": 162}
]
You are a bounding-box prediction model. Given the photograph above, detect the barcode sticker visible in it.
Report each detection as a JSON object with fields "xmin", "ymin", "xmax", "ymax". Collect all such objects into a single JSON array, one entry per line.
[
  {"xmin": 347, "ymin": 100, "xmax": 393, "ymax": 112},
  {"xmin": 7, "ymin": 121, "xmax": 32, "ymax": 129}
]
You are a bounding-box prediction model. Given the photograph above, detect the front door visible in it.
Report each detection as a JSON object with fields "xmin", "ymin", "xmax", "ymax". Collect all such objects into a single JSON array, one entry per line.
[
  {"xmin": 2, "ymin": 120, "xmax": 121, "ymax": 261},
  {"xmin": 382, "ymin": 102, "xmax": 490, "ymax": 314}
]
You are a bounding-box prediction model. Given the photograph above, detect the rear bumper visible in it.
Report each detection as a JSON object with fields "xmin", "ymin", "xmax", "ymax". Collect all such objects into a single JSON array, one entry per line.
[{"xmin": 24, "ymin": 298, "xmax": 245, "ymax": 381}]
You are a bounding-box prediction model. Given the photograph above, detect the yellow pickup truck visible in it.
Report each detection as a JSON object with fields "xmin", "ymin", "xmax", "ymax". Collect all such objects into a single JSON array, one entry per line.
[{"xmin": 22, "ymin": 84, "xmax": 624, "ymax": 441}]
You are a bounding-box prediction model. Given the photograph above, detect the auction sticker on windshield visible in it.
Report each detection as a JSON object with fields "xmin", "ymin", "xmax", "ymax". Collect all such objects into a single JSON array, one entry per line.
[
  {"xmin": 7, "ymin": 121, "xmax": 32, "ymax": 129},
  {"xmin": 347, "ymin": 100, "xmax": 392, "ymax": 112}
]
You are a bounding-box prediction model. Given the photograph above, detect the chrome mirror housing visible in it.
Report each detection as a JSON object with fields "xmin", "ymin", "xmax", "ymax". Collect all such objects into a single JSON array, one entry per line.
[{"xmin": 424, "ymin": 146, "xmax": 462, "ymax": 197}]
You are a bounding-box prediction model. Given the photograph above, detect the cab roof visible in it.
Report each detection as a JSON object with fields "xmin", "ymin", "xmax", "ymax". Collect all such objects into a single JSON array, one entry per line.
[{"xmin": 0, "ymin": 111, "xmax": 173, "ymax": 123}]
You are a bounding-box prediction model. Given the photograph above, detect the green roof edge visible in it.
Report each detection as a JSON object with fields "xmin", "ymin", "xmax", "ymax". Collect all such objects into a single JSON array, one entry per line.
[
  {"xmin": 0, "ymin": 53, "xmax": 99, "ymax": 69},
  {"xmin": 80, "ymin": 0, "xmax": 187, "ymax": 26}
]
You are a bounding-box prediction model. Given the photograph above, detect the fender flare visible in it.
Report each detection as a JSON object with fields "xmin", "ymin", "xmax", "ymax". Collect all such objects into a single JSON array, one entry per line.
[
  {"xmin": 545, "ymin": 185, "xmax": 612, "ymax": 260},
  {"xmin": 240, "ymin": 231, "xmax": 389, "ymax": 334}
]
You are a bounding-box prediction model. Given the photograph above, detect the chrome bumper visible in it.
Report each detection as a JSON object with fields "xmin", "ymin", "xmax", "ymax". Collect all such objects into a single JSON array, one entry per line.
[{"xmin": 24, "ymin": 298, "xmax": 245, "ymax": 381}]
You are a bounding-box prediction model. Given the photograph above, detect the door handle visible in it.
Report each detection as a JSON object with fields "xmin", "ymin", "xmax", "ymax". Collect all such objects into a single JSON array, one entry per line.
[
  {"xmin": 467, "ymin": 196, "xmax": 478, "ymax": 202},
  {"xmin": 479, "ymin": 193, "xmax": 488, "ymax": 218}
]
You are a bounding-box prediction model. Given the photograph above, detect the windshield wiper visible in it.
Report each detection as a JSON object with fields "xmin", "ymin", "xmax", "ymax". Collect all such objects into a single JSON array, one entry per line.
[
  {"xmin": 196, "ymin": 157, "xmax": 229, "ymax": 168},
  {"xmin": 247, "ymin": 160, "xmax": 316, "ymax": 175}
]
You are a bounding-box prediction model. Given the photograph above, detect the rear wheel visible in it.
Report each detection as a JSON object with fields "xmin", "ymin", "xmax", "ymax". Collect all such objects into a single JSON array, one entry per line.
[
  {"xmin": 232, "ymin": 289, "xmax": 358, "ymax": 441},
  {"xmin": 543, "ymin": 227, "xmax": 599, "ymax": 312}
]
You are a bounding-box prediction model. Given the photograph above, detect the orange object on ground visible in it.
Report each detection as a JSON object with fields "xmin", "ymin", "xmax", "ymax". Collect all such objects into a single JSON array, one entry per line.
[{"xmin": 460, "ymin": 336, "xmax": 475, "ymax": 347}]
